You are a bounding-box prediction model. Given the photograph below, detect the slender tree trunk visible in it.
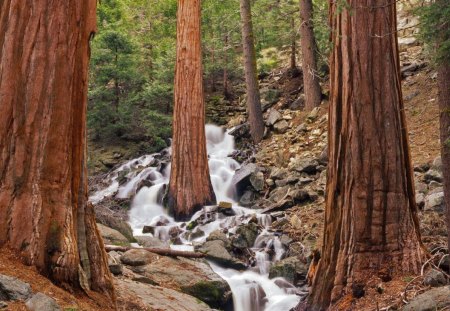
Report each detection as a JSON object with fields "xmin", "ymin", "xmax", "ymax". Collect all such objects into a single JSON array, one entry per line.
[
  {"xmin": 299, "ymin": 0, "xmax": 321, "ymax": 111},
  {"xmin": 0, "ymin": 0, "xmax": 115, "ymax": 303},
  {"xmin": 290, "ymin": 17, "xmax": 297, "ymax": 70},
  {"xmin": 240, "ymin": 0, "xmax": 265, "ymax": 143},
  {"xmin": 166, "ymin": 0, "xmax": 216, "ymax": 221},
  {"xmin": 305, "ymin": 1, "xmax": 423, "ymax": 309},
  {"xmin": 223, "ymin": 33, "xmax": 231, "ymax": 99}
]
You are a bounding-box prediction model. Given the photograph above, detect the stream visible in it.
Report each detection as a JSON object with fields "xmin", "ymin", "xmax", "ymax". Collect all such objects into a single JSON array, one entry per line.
[{"xmin": 90, "ymin": 124, "xmax": 303, "ymax": 311}]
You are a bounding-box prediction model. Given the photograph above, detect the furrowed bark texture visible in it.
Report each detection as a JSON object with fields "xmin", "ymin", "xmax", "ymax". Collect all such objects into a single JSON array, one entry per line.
[
  {"xmin": 438, "ymin": 59, "xmax": 450, "ymax": 252},
  {"xmin": 240, "ymin": 0, "xmax": 265, "ymax": 143},
  {"xmin": 167, "ymin": 0, "xmax": 216, "ymax": 221},
  {"xmin": 299, "ymin": 0, "xmax": 322, "ymax": 110},
  {"xmin": 307, "ymin": 1, "xmax": 423, "ymax": 309},
  {"xmin": 435, "ymin": 0, "xmax": 450, "ymax": 260},
  {"xmin": 0, "ymin": 0, "xmax": 115, "ymax": 301}
]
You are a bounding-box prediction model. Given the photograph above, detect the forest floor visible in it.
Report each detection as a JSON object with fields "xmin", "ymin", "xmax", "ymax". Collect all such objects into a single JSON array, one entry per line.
[{"xmin": 0, "ymin": 248, "xmax": 110, "ymax": 311}]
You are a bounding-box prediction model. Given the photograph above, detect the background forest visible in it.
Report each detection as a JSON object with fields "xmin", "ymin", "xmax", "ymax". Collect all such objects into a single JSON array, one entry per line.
[{"xmin": 87, "ymin": 0, "xmax": 329, "ymax": 171}]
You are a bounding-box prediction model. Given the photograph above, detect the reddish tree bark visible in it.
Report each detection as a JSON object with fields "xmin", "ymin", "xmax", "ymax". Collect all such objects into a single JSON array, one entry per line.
[
  {"xmin": 436, "ymin": 3, "xmax": 450, "ymax": 251},
  {"xmin": 439, "ymin": 60, "xmax": 450, "ymax": 255},
  {"xmin": 240, "ymin": 0, "xmax": 265, "ymax": 143},
  {"xmin": 305, "ymin": 1, "xmax": 423, "ymax": 309},
  {"xmin": 299, "ymin": 0, "xmax": 322, "ymax": 110},
  {"xmin": 166, "ymin": 0, "xmax": 216, "ymax": 221},
  {"xmin": 0, "ymin": 0, "xmax": 115, "ymax": 303}
]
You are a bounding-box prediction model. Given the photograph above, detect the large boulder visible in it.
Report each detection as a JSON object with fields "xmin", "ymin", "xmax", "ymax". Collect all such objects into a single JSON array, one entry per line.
[
  {"xmin": 135, "ymin": 236, "xmax": 169, "ymax": 248},
  {"xmin": 0, "ymin": 274, "xmax": 32, "ymax": 301},
  {"xmin": 96, "ymin": 213, "xmax": 134, "ymax": 242},
  {"xmin": 120, "ymin": 249, "xmax": 156, "ymax": 266},
  {"xmin": 232, "ymin": 223, "xmax": 259, "ymax": 249},
  {"xmin": 138, "ymin": 257, "xmax": 232, "ymax": 309},
  {"xmin": 402, "ymin": 286, "xmax": 450, "ymax": 311},
  {"xmin": 97, "ymin": 223, "xmax": 130, "ymax": 246},
  {"xmin": 231, "ymin": 163, "xmax": 259, "ymax": 195},
  {"xmin": 25, "ymin": 293, "xmax": 61, "ymax": 311},
  {"xmin": 198, "ymin": 240, "xmax": 242, "ymax": 268},
  {"xmin": 115, "ymin": 278, "xmax": 213, "ymax": 311},
  {"xmin": 268, "ymin": 257, "xmax": 308, "ymax": 285}
]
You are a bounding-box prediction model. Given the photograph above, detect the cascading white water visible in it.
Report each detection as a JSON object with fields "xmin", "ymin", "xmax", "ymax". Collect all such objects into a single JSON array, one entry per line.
[{"xmin": 91, "ymin": 124, "xmax": 301, "ymax": 311}]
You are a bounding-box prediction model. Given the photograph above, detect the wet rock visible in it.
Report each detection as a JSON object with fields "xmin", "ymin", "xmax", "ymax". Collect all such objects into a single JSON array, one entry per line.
[
  {"xmin": 25, "ymin": 293, "xmax": 61, "ymax": 311},
  {"xmin": 188, "ymin": 228, "xmax": 206, "ymax": 240},
  {"xmin": 424, "ymin": 169, "xmax": 443, "ymax": 183},
  {"xmin": 207, "ymin": 230, "xmax": 231, "ymax": 248},
  {"xmin": 423, "ymin": 269, "xmax": 447, "ymax": 287},
  {"xmin": 0, "ymin": 275, "xmax": 32, "ymax": 301},
  {"xmin": 269, "ymin": 257, "xmax": 307, "ymax": 285},
  {"xmin": 142, "ymin": 226, "xmax": 155, "ymax": 234},
  {"xmin": 97, "ymin": 223, "xmax": 130, "ymax": 246},
  {"xmin": 140, "ymin": 257, "xmax": 232, "ymax": 309},
  {"xmin": 218, "ymin": 202, "xmax": 235, "ymax": 216},
  {"xmin": 231, "ymin": 163, "xmax": 259, "ymax": 195},
  {"xmin": 266, "ymin": 109, "xmax": 282, "ymax": 126},
  {"xmin": 232, "ymin": 223, "xmax": 259, "ymax": 249},
  {"xmin": 135, "ymin": 236, "xmax": 169, "ymax": 248},
  {"xmin": 121, "ymin": 249, "xmax": 156, "ymax": 266},
  {"xmin": 250, "ymin": 172, "xmax": 265, "ymax": 192},
  {"xmin": 402, "ymin": 286, "xmax": 450, "ymax": 311},
  {"xmin": 198, "ymin": 240, "xmax": 246, "ymax": 270},
  {"xmin": 239, "ymin": 190, "xmax": 258, "ymax": 207},
  {"xmin": 115, "ymin": 278, "xmax": 212, "ymax": 311},
  {"xmin": 424, "ymin": 192, "xmax": 445, "ymax": 212},
  {"xmin": 273, "ymin": 120, "xmax": 289, "ymax": 134}
]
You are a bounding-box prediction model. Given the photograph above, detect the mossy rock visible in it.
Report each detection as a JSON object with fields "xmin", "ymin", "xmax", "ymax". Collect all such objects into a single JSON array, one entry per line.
[{"xmin": 181, "ymin": 280, "xmax": 232, "ymax": 310}]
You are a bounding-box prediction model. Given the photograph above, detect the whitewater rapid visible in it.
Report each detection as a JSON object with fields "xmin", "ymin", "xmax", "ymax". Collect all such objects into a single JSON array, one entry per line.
[{"xmin": 90, "ymin": 124, "xmax": 301, "ymax": 311}]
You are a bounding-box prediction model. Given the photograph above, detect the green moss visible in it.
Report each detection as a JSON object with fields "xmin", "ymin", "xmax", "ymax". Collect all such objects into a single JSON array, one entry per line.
[{"xmin": 181, "ymin": 281, "xmax": 229, "ymax": 309}]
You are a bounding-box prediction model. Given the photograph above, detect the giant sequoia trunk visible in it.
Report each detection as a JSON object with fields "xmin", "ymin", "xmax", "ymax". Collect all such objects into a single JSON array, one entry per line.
[
  {"xmin": 0, "ymin": 0, "xmax": 115, "ymax": 302},
  {"xmin": 166, "ymin": 0, "xmax": 216, "ymax": 221},
  {"xmin": 439, "ymin": 62, "xmax": 450, "ymax": 256},
  {"xmin": 438, "ymin": 48, "xmax": 450, "ymax": 254},
  {"xmin": 299, "ymin": 0, "xmax": 321, "ymax": 111},
  {"xmin": 240, "ymin": 0, "xmax": 265, "ymax": 143},
  {"xmin": 306, "ymin": 1, "xmax": 423, "ymax": 309}
]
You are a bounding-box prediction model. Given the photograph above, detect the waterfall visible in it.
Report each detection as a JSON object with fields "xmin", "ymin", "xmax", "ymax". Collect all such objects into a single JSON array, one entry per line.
[{"xmin": 90, "ymin": 124, "xmax": 302, "ymax": 311}]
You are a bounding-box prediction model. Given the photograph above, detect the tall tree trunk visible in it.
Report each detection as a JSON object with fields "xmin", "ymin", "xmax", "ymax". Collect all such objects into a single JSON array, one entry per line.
[
  {"xmin": 306, "ymin": 1, "xmax": 423, "ymax": 309},
  {"xmin": 290, "ymin": 17, "xmax": 297, "ymax": 70},
  {"xmin": 299, "ymin": 0, "xmax": 321, "ymax": 111},
  {"xmin": 240, "ymin": 0, "xmax": 265, "ymax": 143},
  {"xmin": 223, "ymin": 33, "xmax": 231, "ymax": 100},
  {"xmin": 0, "ymin": 0, "xmax": 115, "ymax": 303},
  {"xmin": 166, "ymin": 0, "xmax": 216, "ymax": 221},
  {"xmin": 436, "ymin": 2, "xmax": 450, "ymax": 251},
  {"xmin": 439, "ymin": 61, "xmax": 450, "ymax": 257}
]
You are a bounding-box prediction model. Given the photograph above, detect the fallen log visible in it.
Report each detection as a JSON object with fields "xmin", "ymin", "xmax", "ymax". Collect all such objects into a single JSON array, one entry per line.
[{"xmin": 105, "ymin": 245, "xmax": 206, "ymax": 258}]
